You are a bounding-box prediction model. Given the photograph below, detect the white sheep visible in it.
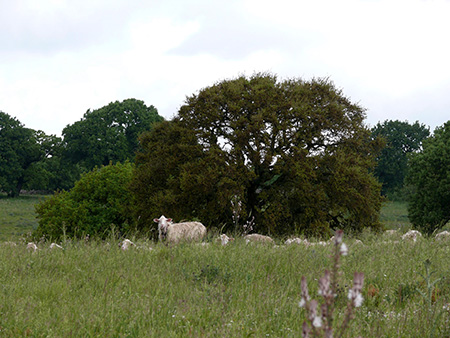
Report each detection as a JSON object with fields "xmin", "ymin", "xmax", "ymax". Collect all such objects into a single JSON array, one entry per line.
[
  {"xmin": 435, "ymin": 230, "xmax": 450, "ymax": 241},
  {"xmin": 384, "ymin": 229, "xmax": 398, "ymax": 236},
  {"xmin": 119, "ymin": 239, "xmax": 135, "ymax": 250},
  {"xmin": 401, "ymin": 230, "xmax": 422, "ymax": 242},
  {"xmin": 154, "ymin": 215, "xmax": 207, "ymax": 244},
  {"xmin": 27, "ymin": 242, "xmax": 38, "ymax": 252},
  {"xmin": 218, "ymin": 234, "xmax": 234, "ymax": 246},
  {"xmin": 244, "ymin": 233, "xmax": 274, "ymax": 244},
  {"xmin": 49, "ymin": 243, "xmax": 63, "ymax": 249},
  {"xmin": 285, "ymin": 238, "xmax": 309, "ymax": 245}
]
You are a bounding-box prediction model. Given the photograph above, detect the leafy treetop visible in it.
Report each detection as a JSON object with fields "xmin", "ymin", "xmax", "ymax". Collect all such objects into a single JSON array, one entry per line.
[
  {"xmin": 132, "ymin": 74, "xmax": 383, "ymax": 237},
  {"xmin": 63, "ymin": 98, "xmax": 163, "ymax": 171}
]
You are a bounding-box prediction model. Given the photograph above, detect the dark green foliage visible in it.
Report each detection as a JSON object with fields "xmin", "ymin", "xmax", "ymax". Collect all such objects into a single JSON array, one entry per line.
[
  {"xmin": 407, "ymin": 121, "xmax": 450, "ymax": 234},
  {"xmin": 34, "ymin": 162, "xmax": 136, "ymax": 240},
  {"xmin": 62, "ymin": 98, "xmax": 163, "ymax": 171},
  {"xmin": 371, "ymin": 120, "xmax": 430, "ymax": 197},
  {"xmin": 132, "ymin": 74, "xmax": 383, "ymax": 237},
  {"xmin": 22, "ymin": 131, "xmax": 81, "ymax": 192},
  {"xmin": 0, "ymin": 112, "xmax": 76, "ymax": 196},
  {"xmin": 0, "ymin": 112, "xmax": 44, "ymax": 197}
]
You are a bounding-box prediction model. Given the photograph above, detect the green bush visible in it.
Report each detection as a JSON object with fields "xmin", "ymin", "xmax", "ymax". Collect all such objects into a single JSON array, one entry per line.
[
  {"xmin": 406, "ymin": 121, "xmax": 450, "ymax": 234},
  {"xmin": 34, "ymin": 162, "xmax": 136, "ymax": 240}
]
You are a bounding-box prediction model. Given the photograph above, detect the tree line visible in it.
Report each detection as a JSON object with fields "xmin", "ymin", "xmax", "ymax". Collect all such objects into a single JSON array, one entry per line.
[
  {"xmin": 0, "ymin": 98, "xmax": 162, "ymax": 197},
  {"xmin": 1, "ymin": 74, "xmax": 448, "ymax": 237}
]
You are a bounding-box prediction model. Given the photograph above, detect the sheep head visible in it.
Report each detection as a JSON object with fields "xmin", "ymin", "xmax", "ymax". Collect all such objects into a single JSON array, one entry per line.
[{"xmin": 153, "ymin": 215, "xmax": 173, "ymax": 241}]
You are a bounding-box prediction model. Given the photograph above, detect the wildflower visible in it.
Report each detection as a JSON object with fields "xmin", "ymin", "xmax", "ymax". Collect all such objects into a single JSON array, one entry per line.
[
  {"xmin": 299, "ymin": 276, "xmax": 310, "ymax": 307},
  {"xmin": 324, "ymin": 327, "xmax": 333, "ymax": 338},
  {"xmin": 348, "ymin": 272, "xmax": 365, "ymax": 307},
  {"xmin": 334, "ymin": 229, "xmax": 344, "ymax": 244},
  {"xmin": 318, "ymin": 270, "xmax": 331, "ymax": 298},
  {"xmin": 340, "ymin": 243, "xmax": 348, "ymax": 256},
  {"xmin": 308, "ymin": 300, "xmax": 323, "ymax": 328},
  {"xmin": 302, "ymin": 321, "xmax": 311, "ymax": 338}
]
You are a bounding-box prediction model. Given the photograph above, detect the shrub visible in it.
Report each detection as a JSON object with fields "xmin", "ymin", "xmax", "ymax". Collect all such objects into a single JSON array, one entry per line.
[
  {"xmin": 34, "ymin": 162, "xmax": 136, "ymax": 240},
  {"xmin": 406, "ymin": 121, "xmax": 450, "ymax": 234}
]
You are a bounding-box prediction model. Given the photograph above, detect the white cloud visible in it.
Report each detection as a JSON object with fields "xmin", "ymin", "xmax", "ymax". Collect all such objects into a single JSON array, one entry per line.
[{"xmin": 0, "ymin": 0, "xmax": 449, "ymax": 135}]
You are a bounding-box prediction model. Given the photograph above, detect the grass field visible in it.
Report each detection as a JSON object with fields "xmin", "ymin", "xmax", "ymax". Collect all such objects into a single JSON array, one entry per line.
[
  {"xmin": 0, "ymin": 197, "xmax": 449, "ymax": 337},
  {"xmin": 0, "ymin": 194, "xmax": 47, "ymax": 242}
]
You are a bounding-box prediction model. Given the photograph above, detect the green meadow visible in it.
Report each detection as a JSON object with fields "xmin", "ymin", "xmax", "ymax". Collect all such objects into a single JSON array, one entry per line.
[{"xmin": 0, "ymin": 197, "xmax": 449, "ymax": 337}]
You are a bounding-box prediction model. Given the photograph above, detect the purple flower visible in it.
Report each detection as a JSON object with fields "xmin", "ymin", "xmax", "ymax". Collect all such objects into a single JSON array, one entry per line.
[
  {"xmin": 334, "ymin": 229, "xmax": 344, "ymax": 244},
  {"xmin": 318, "ymin": 270, "xmax": 331, "ymax": 298},
  {"xmin": 348, "ymin": 272, "xmax": 364, "ymax": 307},
  {"xmin": 299, "ymin": 276, "xmax": 310, "ymax": 307},
  {"xmin": 302, "ymin": 321, "xmax": 311, "ymax": 338}
]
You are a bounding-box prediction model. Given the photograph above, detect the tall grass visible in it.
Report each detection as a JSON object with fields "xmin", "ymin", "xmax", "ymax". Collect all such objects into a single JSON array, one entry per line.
[
  {"xmin": 0, "ymin": 237, "xmax": 449, "ymax": 337},
  {"xmin": 0, "ymin": 198, "xmax": 449, "ymax": 336}
]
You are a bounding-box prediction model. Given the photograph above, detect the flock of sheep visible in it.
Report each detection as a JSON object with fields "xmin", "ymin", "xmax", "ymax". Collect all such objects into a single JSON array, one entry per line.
[{"xmin": 13, "ymin": 215, "xmax": 450, "ymax": 252}]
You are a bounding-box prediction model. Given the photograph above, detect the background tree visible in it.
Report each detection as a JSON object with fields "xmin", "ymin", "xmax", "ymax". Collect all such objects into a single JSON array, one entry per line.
[
  {"xmin": 0, "ymin": 112, "xmax": 43, "ymax": 197},
  {"xmin": 24, "ymin": 132, "xmax": 82, "ymax": 192},
  {"xmin": 132, "ymin": 74, "xmax": 383, "ymax": 237},
  {"xmin": 371, "ymin": 120, "xmax": 430, "ymax": 198},
  {"xmin": 406, "ymin": 121, "xmax": 450, "ymax": 234},
  {"xmin": 62, "ymin": 98, "xmax": 163, "ymax": 172},
  {"xmin": 34, "ymin": 162, "xmax": 136, "ymax": 240}
]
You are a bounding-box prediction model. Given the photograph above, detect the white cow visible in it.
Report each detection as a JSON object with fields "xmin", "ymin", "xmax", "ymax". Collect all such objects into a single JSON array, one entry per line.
[{"xmin": 154, "ymin": 215, "xmax": 207, "ymax": 244}]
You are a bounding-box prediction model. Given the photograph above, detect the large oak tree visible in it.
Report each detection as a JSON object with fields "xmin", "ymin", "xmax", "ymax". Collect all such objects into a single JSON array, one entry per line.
[{"xmin": 132, "ymin": 74, "xmax": 383, "ymax": 237}]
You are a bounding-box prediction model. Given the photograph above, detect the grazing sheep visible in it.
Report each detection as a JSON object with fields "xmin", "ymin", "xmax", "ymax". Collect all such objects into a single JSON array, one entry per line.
[
  {"xmin": 120, "ymin": 239, "xmax": 135, "ymax": 250},
  {"xmin": 244, "ymin": 233, "xmax": 274, "ymax": 244},
  {"xmin": 49, "ymin": 243, "xmax": 63, "ymax": 249},
  {"xmin": 154, "ymin": 215, "xmax": 207, "ymax": 244},
  {"xmin": 435, "ymin": 231, "xmax": 450, "ymax": 241},
  {"xmin": 401, "ymin": 230, "xmax": 422, "ymax": 242},
  {"xmin": 27, "ymin": 242, "xmax": 38, "ymax": 252},
  {"xmin": 310, "ymin": 241, "xmax": 328, "ymax": 247},
  {"xmin": 285, "ymin": 238, "xmax": 309, "ymax": 245},
  {"xmin": 218, "ymin": 234, "xmax": 234, "ymax": 246},
  {"xmin": 384, "ymin": 230, "xmax": 398, "ymax": 236}
]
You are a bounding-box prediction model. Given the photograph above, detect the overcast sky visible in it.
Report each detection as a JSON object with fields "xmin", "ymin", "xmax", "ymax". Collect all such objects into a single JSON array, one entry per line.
[{"xmin": 1, "ymin": 0, "xmax": 449, "ymax": 136}]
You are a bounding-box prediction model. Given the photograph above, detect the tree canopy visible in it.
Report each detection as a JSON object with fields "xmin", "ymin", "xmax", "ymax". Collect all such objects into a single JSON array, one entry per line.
[
  {"xmin": 0, "ymin": 112, "xmax": 46, "ymax": 197},
  {"xmin": 132, "ymin": 74, "xmax": 383, "ymax": 237},
  {"xmin": 407, "ymin": 121, "xmax": 450, "ymax": 234},
  {"xmin": 371, "ymin": 120, "xmax": 430, "ymax": 197},
  {"xmin": 62, "ymin": 98, "xmax": 163, "ymax": 171}
]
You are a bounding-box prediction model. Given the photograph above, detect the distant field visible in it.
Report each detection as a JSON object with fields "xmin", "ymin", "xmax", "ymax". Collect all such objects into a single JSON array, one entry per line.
[
  {"xmin": 0, "ymin": 196, "xmax": 413, "ymax": 241},
  {"xmin": 379, "ymin": 200, "xmax": 411, "ymax": 231},
  {"xmin": 0, "ymin": 194, "xmax": 48, "ymax": 241}
]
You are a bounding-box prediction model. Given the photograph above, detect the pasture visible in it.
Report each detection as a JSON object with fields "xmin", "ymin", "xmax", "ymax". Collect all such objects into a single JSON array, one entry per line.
[{"xmin": 0, "ymin": 197, "xmax": 449, "ymax": 337}]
